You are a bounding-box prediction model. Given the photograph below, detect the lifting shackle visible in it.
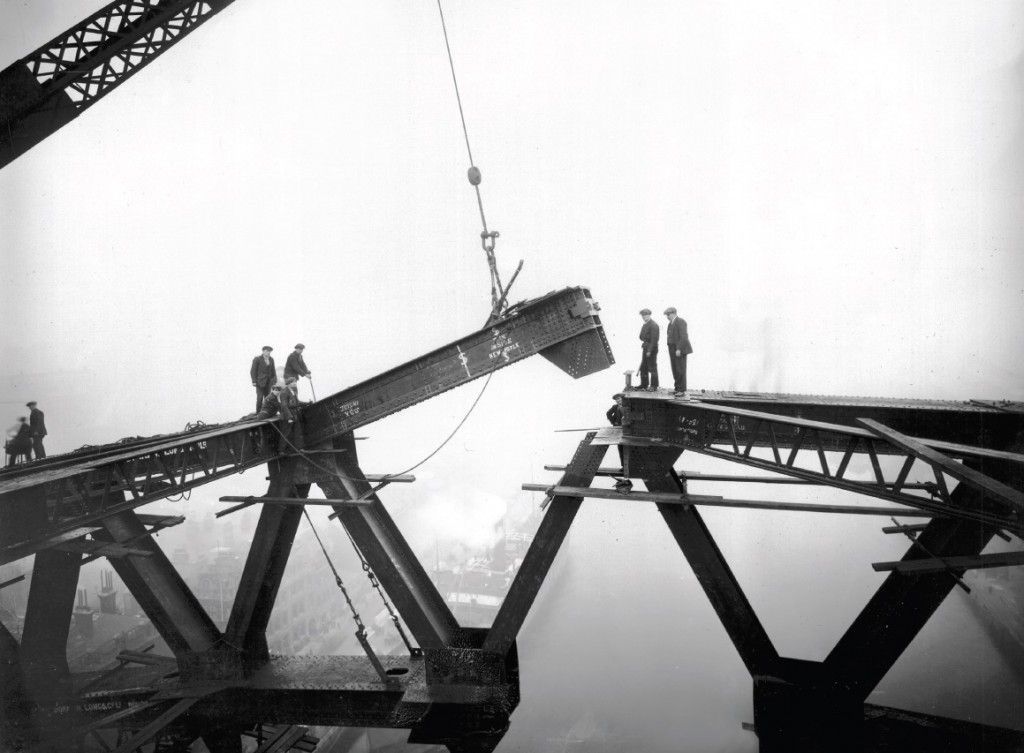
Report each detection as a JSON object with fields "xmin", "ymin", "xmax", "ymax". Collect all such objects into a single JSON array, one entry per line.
[{"xmin": 468, "ymin": 165, "xmax": 499, "ymax": 254}]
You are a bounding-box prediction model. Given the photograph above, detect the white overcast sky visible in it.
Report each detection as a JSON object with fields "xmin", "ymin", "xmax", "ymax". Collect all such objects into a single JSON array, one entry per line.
[{"xmin": 2, "ymin": 2, "xmax": 1023, "ymax": 744}]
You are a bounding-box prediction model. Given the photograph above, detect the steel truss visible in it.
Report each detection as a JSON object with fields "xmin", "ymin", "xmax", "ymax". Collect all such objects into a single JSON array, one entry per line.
[
  {"xmin": 8, "ymin": 440, "xmax": 532, "ymax": 753},
  {"xmin": 522, "ymin": 391, "xmax": 1023, "ymax": 753},
  {"xmin": 0, "ymin": 0, "xmax": 240, "ymax": 168},
  {"xmin": 622, "ymin": 395, "xmax": 1024, "ymax": 536},
  {"xmin": 0, "ymin": 287, "xmax": 612, "ymax": 753}
]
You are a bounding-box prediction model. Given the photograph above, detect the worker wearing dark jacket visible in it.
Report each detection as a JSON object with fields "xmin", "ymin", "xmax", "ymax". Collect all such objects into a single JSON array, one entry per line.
[
  {"xmin": 250, "ymin": 346, "xmax": 277, "ymax": 413},
  {"xmin": 606, "ymin": 394, "xmax": 624, "ymax": 427},
  {"xmin": 606, "ymin": 394, "xmax": 631, "ymax": 490},
  {"xmin": 5, "ymin": 418, "xmax": 32, "ymax": 466},
  {"xmin": 27, "ymin": 401, "xmax": 46, "ymax": 459},
  {"xmin": 638, "ymin": 309, "xmax": 659, "ymax": 391},
  {"xmin": 664, "ymin": 307, "xmax": 693, "ymax": 396},
  {"xmin": 257, "ymin": 384, "xmax": 300, "ymax": 449},
  {"xmin": 284, "ymin": 344, "xmax": 311, "ymax": 382},
  {"xmin": 257, "ymin": 386, "xmax": 291, "ymax": 422}
]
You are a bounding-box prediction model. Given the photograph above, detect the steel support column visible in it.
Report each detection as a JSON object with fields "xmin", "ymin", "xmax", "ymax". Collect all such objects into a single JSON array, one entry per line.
[
  {"xmin": 317, "ymin": 435, "xmax": 458, "ymax": 650},
  {"xmin": 633, "ymin": 446, "xmax": 781, "ymax": 677},
  {"xmin": 224, "ymin": 482, "xmax": 307, "ymax": 666},
  {"xmin": 824, "ymin": 503, "xmax": 995, "ymax": 698},
  {"xmin": 98, "ymin": 506, "xmax": 221, "ymax": 658},
  {"xmin": 483, "ymin": 434, "xmax": 607, "ymax": 655},
  {"xmin": 20, "ymin": 547, "xmax": 82, "ymax": 680}
]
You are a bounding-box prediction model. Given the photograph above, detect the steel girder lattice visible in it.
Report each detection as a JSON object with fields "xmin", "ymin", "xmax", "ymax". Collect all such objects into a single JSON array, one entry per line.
[{"xmin": 0, "ymin": 0, "xmax": 239, "ymax": 168}]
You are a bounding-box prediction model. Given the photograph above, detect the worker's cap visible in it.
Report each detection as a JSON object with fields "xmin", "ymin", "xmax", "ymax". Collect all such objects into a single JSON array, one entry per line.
[
  {"xmin": 26, "ymin": 401, "xmax": 37, "ymax": 407},
  {"xmin": 663, "ymin": 307, "xmax": 677, "ymax": 315},
  {"xmin": 639, "ymin": 308, "xmax": 651, "ymax": 316},
  {"xmin": 294, "ymin": 343, "xmax": 305, "ymax": 350},
  {"xmin": 612, "ymin": 393, "xmax": 624, "ymax": 400},
  {"xmin": 262, "ymin": 345, "xmax": 273, "ymax": 352}
]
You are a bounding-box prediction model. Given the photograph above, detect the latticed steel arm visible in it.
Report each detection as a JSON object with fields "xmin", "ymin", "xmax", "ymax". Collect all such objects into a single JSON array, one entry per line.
[{"xmin": 0, "ymin": 0, "xmax": 238, "ymax": 169}]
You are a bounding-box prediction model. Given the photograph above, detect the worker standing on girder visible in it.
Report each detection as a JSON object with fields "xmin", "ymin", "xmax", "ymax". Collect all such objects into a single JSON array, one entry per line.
[
  {"xmin": 284, "ymin": 343, "xmax": 312, "ymax": 401},
  {"xmin": 664, "ymin": 307, "xmax": 693, "ymax": 398},
  {"xmin": 606, "ymin": 394, "xmax": 632, "ymax": 491},
  {"xmin": 250, "ymin": 346, "xmax": 277, "ymax": 413},
  {"xmin": 27, "ymin": 400, "xmax": 46, "ymax": 459},
  {"xmin": 638, "ymin": 309, "xmax": 659, "ymax": 391}
]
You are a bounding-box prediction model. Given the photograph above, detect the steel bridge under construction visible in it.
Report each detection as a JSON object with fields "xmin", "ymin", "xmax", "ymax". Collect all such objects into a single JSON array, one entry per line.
[
  {"xmin": 1, "ymin": 3, "xmax": 1023, "ymax": 751},
  {"xmin": 1, "ymin": 283, "xmax": 1022, "ymax": 753}
]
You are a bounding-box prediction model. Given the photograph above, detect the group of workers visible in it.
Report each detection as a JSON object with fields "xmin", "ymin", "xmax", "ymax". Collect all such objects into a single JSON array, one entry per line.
[
  {"xmin": 637, "ymin": 306, "xmax": 693, "ymax": 395},
  {"xmin": 249, "ymin": 344, "xmax": 313, "ymax": 437},
  {"xmin": 4, "ymin": 343, "xmax": 314, "ymax": 468},
  {"xmin": 605, "ymin": 306, "xmax": 694, "ymax": 490},
  {"xmin": 5, "ymin": 401, "xmax": 47, "ymax": 467}
]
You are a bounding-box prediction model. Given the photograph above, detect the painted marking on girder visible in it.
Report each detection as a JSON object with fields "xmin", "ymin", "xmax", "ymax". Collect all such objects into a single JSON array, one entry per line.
[{"xmin": 456, "ymin": 345, "xmax": 471, "ymax": 378}]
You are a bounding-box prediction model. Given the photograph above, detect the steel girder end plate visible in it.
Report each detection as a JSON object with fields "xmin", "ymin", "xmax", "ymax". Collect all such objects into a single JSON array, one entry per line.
[
  {"xmin": 535, "ymin": 288, "xmax": 614, "ymax": 379},
  {"xmin": 539, "ymin": 327, "xmax": 616, "ymax": 379},
  {"xmin": 397, "ymin": 630, "xmax": 519, "ymax": 748}
]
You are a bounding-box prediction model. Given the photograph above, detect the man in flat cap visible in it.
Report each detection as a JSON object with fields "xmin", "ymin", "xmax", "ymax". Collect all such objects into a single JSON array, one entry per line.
[
  {"xmin": 27, "ymin": 401, "xmax": 46, "ymax": 459},
  {"xmin": 284, "ymin": 343, "xmax": 311, "ymax": 383},
  {"xmin": 638, "ymin": 309, "xmax": 659, "ymax": 391},
  {"xmin": 285, "ymin": 343, "xmax": 312, "ymax": 403},
  {"xmin": 606, "ymin": 393, "xmax": 631, "ymax": 490},
  {"xmin": 250, "ymin": 346, "xmax": 277, "ymax": 414},
  {"xmin": 664, "ymin": 307, "xmax": 693, "ymax": 397}
]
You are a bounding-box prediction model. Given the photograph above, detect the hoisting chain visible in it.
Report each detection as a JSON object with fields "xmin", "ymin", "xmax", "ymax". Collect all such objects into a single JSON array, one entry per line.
[
  {"xmin": 302, "ymin": 508, "xmax": 391, "ymax": 682},
  {"xmin": 341, "ymin": 526, "xmax": 418, "ymax": 656}
]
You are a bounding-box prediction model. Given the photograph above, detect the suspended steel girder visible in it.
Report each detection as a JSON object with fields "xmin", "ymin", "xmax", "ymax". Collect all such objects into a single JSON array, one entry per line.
[{"xmin": 300, "ymin": 287, "xmax": 612, "ymax": 445}]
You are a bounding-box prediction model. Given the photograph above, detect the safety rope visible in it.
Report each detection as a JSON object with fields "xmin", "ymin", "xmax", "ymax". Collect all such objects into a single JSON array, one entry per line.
[
  {"xmin": 436, "ymin": 0, "xmax": 520, "ymax": 322},
  {"xmin": 302, "ymin": 508, "xmax": 391, "ymax": 681}
]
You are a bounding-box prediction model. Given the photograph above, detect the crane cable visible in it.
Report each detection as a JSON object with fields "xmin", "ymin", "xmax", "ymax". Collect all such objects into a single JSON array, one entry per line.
[{"xmin": 436, "ymin": 0, "xmax": 522, "ymax": 322}]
